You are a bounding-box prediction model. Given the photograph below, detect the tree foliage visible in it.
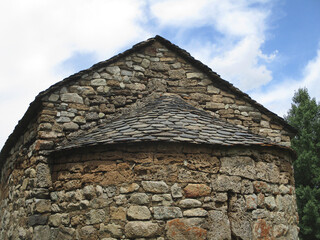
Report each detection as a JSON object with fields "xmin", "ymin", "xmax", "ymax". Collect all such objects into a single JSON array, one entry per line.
[{"xmin": 285, "ymin": 88, "xmax": 320, "ymax": 239}]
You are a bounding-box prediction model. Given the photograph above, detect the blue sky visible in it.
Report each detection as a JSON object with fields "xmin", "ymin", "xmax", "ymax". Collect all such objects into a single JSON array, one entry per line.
[{"xmin": 0, "ymin": 0, "xmax": 320, "ymax": 149}]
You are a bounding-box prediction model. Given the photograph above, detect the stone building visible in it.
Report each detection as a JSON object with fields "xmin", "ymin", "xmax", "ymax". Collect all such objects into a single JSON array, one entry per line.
[{"xmin": 0, "ymin": 36, "xmax": 299, "ymax": 239}]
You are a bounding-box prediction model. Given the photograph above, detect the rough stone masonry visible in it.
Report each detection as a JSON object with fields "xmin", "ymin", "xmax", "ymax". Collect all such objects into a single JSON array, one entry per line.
[{"xmin": 0, "ymin": 35, "xmax": 299, "ymax": 239}]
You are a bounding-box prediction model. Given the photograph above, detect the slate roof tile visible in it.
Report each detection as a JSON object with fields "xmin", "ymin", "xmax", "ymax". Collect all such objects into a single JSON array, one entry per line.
[{"xmin": 55, "ymin": 95, "xmax": 279, "ymax": 151}]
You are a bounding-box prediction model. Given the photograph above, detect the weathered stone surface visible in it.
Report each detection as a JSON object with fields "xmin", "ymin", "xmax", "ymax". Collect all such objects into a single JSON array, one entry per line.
[
  {"xmin": 101, "ymin": 223, "xmax": 122, "ymax": 238},
  {"xmin": 49, "ymin": 94, "xmax": 59, "ymax": 102},
  {"xmin": 56, "ymin": 116, "xmax": 71, "ymax": 123},
  {"xmin": 80, "ymin": 225, "xmax": 97, "ymax": 238},
  {"xmin": 50, "ymin": 227, "xmax": 75, "ymax": 240},
  {"xmin": 245, "ymin": 194, "xmax": 257, "ymax": 210},
  {"xmin": 150, "ymin": 62, "xmax": 170, "ymax": 71},
  {"xmin": 229, "ymin": 212, "xmax": 252, "ymax": 240},
  {"xmin": 152, "ymin": 194, "xmax": 173, "ymax": 205},
  {"xmin": 86, "ymin": 209, "xmax": 105, "ymax": 224},
  {"xmin": 33, "ymin": 225, "xmax": 50, "ymax": 240},
  {"xmin": 125, "ymin": 221, "xmax": 159, "ymax": 238},
  {"xmin": 169, "ymin": 69, "xmax": 185, "ymax": 79},
  {"xmin": 184, "ymin": 184, "xmax": 211, "ymax": 197},
  {"xmin": 49, "ymin": 214, "xmax": 62, "ymax": 227},
  {"xmin": 186, "ymin": 72, "xmax": 203, "ymax": 79},
  {"xmin": 241, "ymin": 179, "xmax": 254, "ymax": 194},
  {"xmin": 91, "ymin": 78, "xmax": 107, "ymax": 86},
  {"xmin": 279, "ymin": 184, "xmax": 290, "ymax": 195},
  {"xmin": 265, "ymin": 196, "xmax": 276, "ymax": 210},
  {"xmin": 83, "ymin": 185, "xmax": 96, "ymax": 200},
  {"xmin": 106, "ymin": 66, "xmax": 120, "ymax": 74},
  {"xmin": 183, "ymin": 208, "xmax": 208, "ymax": 217},
  {"xmin": 61, "ymin": 93, "xmax": 83, "ymax": 104},
  {"xmin": 166, "ymin": 218, "xmax": 207, "ymax": 240},
  {"xmin": 142, "ymin": 181, "xmax": 169, "ymax": 193},
  {"xmin": 171, "ymin": 183, "xmax": 183, "ymax": 198},
  {"xmin": 63, "ymin": 122, "xmax": 79, "ymax": 131},
  {"xmin": 120, "ymin": 183, "xmax": 140, "ymax": 193},
  {"xmin": 253, "ymin": 219, "xmax": 272, "ymax": 239},
  {"xmin": 179, "ymin": 199, "xmax": 202, "ymax": 208},
  {"xmin": 153, "ymin": 206, "xmax": 183, "ymax": 219},
  {"xmin": 256, "ymin": 162, "xmax": 280, "ymax": 183},
  {"xmin": 273, "ymin": 224, "xmax": 289, "ymax": 238},
  {"xmin": 110, "ymin": 206, "xmax": 126, "ymax": 220},
  {"xmin": 220, "ymin": 156, "xmax": 256, "ymax": 179},
  {"xmin": 140, "ymin": 58, "xmax": 150, "ymax": 68},
  {"xmin": 28, "ymin": 214, "xmax": 48, "ymax": 226},
  {"xmin": 205, "ymin": 102, "xmax": 224, "ymax": 110},
  {"xmin": 207, "ymin": 210, "xmax": 231, "ymax": 240},
  {"xmin": 212, "ymin": 175, "xmax": 241, "ymax": 193},
  {"xmin": 35, "ymin": 199, "xmax": 51, "ymax": 213},
  {"xmin": 36, "ymin": 163, "xmax": 52, "ymax": 188},
  {"xmin": 253, "ymin": 181, "xmax": 270, "ymax": 193},
  {"xmin": 129, "ymin": 193, "xmax": 150, "ymax": 205},
  {"xmin": 127, "ymin": 205, "xmax": 151, "ymax": 220}
]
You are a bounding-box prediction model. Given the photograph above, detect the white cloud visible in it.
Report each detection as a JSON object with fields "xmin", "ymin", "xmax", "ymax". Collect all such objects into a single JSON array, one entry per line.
[
  {"xmin": 252, "ymin": 45, "xmax": 320, "ymax": 117},
  {"xmin": 150, "ymin": 0, "xmax": 209, "ymax": 26},
  {"xmin": 150, "ymin": 0, "xmax": 275, "ymax": 91},
  {"xmin": 0, "ymin": 0, "xmax": 150, "ymax": 149},
  {"xmin": 210, "ymin": 36, "xmax": 273, "ymax": 90}
]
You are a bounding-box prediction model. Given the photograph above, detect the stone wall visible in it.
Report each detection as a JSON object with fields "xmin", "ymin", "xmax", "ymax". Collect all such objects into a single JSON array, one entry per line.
[
  {"xmin": 1, "ymin": 142, "xmax": 299, "ymax": 239},
  {"xmin": 38, "ymin": 40, "xmax": 292, "ymax": 156}
]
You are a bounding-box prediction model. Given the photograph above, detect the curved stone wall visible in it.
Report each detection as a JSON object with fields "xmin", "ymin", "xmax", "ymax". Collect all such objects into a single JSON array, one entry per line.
[{"xmin": 0, "ymin": 142, "xmax": 298, "ymax": 239}]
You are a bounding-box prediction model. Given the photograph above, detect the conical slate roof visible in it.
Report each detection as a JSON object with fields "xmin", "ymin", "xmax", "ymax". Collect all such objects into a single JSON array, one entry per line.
[{"xmin": 56, "ymin": 95, "xmax": 274, "ymax": 151}]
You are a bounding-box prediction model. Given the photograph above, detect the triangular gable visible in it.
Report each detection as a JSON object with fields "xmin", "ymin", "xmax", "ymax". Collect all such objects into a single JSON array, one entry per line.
[{"xmin": 0, "ymin": 35, "xmax": 296, "ymax": 166}]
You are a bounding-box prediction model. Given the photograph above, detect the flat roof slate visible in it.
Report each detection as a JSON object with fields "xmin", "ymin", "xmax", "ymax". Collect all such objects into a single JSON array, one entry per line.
[{"xmin": 56, "ymin": 95, "xmax": 275, "ymax": 151}]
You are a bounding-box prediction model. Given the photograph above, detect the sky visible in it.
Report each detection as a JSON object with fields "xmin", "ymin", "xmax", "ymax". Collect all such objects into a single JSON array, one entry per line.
[{"xmin": 1, "ymin": 0, "xmax": 320, "ymax": 150}]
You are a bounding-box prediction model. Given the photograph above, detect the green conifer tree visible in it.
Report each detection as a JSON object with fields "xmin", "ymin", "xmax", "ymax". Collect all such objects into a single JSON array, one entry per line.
[{"xmin": 285, "ymin": 88, "xmax": 320, "ymax": 239}]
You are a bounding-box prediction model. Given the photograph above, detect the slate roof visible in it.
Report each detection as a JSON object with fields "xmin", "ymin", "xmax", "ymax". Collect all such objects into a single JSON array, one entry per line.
[{"xmin": 56, "ymin": 95, "xmax": 276, "ymax": 151}]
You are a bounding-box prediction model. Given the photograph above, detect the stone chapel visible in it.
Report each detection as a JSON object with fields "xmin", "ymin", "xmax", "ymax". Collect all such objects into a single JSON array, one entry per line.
[{"xmin": 0, "ymin": 36, "xmax": 299, "ymax": 239}]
